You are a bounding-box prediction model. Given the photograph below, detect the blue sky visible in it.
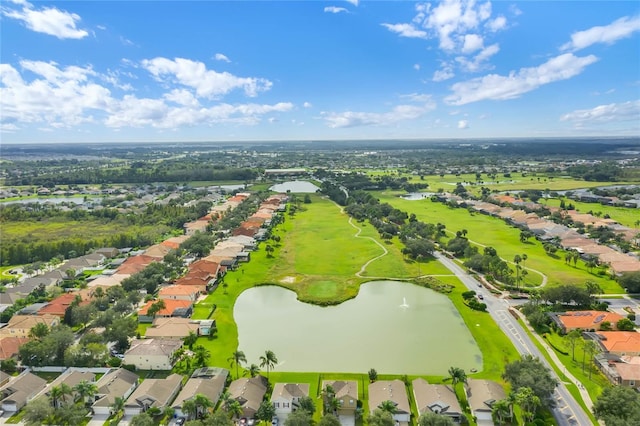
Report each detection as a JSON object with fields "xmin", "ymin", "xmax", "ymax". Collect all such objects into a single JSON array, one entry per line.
[{"xmin": 1, "ymin": 0, "xmax": 639, "ymax": 143}]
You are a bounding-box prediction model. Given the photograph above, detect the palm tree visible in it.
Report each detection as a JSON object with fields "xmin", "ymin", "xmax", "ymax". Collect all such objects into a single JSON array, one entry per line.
[
  {"xmin": 245, "ymin": 363, "xmax": 260, "ymax": 378},
  {"xmin": 49, "ymin": 383, "xmax": 73, "ymax": 408},
  {"xmin": 193, "ymin": 393, "xmax": 213, "ymax": 419},
  {"xmin": 193, "ymin": 345, "xmax": 210, "ymax": 368},
  {"xmin": 49, "ymin": 385, "xmax": 64, "ymax": 408},
  {"xmin": 228, "ymin": 350, "xmax": 247, "ymax": 379},
  {"xmin": 182, "ymin": 399, "xmax": 197, "ymax": 420},
  {"xmin": 491, "ymin": 399, "xmax": 511, "ymax": 425},
  {"xmin": 447, "ymin": 367, "xmax": 466, "ymax": 390},
  {"xmin": 227, "ymin": 400, "xmax": 243, "ymax": 420},
  {"xmin": 73, "ymin": 380, "xmax": 98, "ymax": 404},
  {"xmin": 259, "ymin": 350, "xmax": 278, "ymax": 380},
  {"xmin": 111, "ymin": 396, "xmax": 125, "ymax": 418},
  {"xmin": 183, "ymin": 331, "xmax": 198, "ymax": 350},
  {"xmin": 378, "ymin": 400, "xmax": 397, "ymax": 414}
]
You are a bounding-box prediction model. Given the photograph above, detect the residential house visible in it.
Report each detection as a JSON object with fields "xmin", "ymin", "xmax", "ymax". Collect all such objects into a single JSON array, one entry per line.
[
  {"xmin": 0, "ymin": 314, "xmax": 59, "ymax": 337},
  {"xmin": 271, "ymin": 383, "xmax": 310, "ymax": 422},
  {"xmin": 116, "ymin": 255, "xmax": 158, "ymax": 275},
  {"xmin": 92, "ymin": 368, "xmax": 139, "ymax": 416},
  {"xmin": 37, "ymin": 370, "xmax": 95, "ymax": 408},
  {"xmin": 321, "ymin": 380, "xmax": 358, "ymax": 421},
  {"xmin": 158, "ymin": 285, "xmax": 201, "ymax": 303},
  {"xmin": 124, "ymin": 373, "xmax": 182, "ymax": 415},
  {"xmin": 137, "ymin": 299, "xmax": 193, "ymax": 323},
  {"xmin": 184, "ymin": 220, "xmax": 209, "ymax": 236},
  {"xmin": 37, "ymin": 292, "xmax": 90, "ymax": 317},
  {"xmin": 123, "ymin": 338, "xmax": 183, "ymax": 370},
  {"xmin": 549, "ymin": 311, "xmax": 626, "ymax": 334},
  {"xmin": 368, "ymin": 380, "xmax": 411, "ymax": 425},
  {"xmin": 161, "ymin": 236, "xmax": 190, "ymax": 250},
  {"xmin": 412, "ymin": 378, "xmax": 463, "ymax": 423},
  {"xmin": 144, "ymin": 244, "xmax": 173, "ymax": 259},
  {"xmin": 144, "ymin": 317, "xmax": 201, "ymax": 339},
  {"xmin": 228, "ymin": 376, "xmax": 268, "ymax": 419},
  {"xmin": 466, "ymin": 379, "xmax": 506, "ymax": 426},
  {"xmin": 172, "ymin": 368, "xmax": 229, "ymax": 418},
  {"xmin": 597, "ymin": 355, "xmax": 640, "ymax": 390},
  {"xmin": 94, "ymin": 247, "xmax": 120, "ymax": 258},
  {"xmin": 593, "ymin": 331, "xmax": 640, "ymax": 356},
  {"xmin": 0, "ymin": 371, "xmax": 47, "ymax": 412},
  {"xmin": 0, "ymin": 337, "xmax": 30, "ymax": 360}
]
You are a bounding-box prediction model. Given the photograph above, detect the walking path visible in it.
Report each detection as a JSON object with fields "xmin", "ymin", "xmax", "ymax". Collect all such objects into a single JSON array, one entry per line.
[{"xmin": 444, "ymin": 229, "xmax": 548, "ymax": 287}]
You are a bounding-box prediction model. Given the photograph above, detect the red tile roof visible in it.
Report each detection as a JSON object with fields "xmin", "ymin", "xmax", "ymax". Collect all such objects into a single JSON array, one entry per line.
[
  {"xmin": 0, "ymin": 337, "xmax": 30, "ymax": 360},
  {"xmin": 38, "ymin": 293, "xmax": 89, "ymax": 317},
  {"xmin": 557, "ymin": 311, "xmax": 626, "ymax": 331},
  {"xmin": 138, "ymin": 299, "xmax": 193, "ymax": 316}
]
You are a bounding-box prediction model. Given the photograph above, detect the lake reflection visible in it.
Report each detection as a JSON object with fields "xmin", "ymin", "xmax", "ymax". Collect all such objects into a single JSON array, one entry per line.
[
  {"xmin": 234, "ymin": 280, "xmax": 482, "ymax": 375},
  {"xmin": 269, "ymin": 181, "xmax": 320, "ymax": 193}
]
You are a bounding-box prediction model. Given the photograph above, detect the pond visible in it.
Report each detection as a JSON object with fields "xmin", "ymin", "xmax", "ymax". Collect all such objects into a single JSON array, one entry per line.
[
  {"xmin": 234, "ymin": 280, "xmax": 482, "ymax": 375},
  {"xmin": 269, "ymin": 181, "xmax": 320, "ymax": 193}
]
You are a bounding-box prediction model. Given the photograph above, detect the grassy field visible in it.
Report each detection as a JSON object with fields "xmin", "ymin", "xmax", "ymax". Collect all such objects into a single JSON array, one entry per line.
[
  {"xmin": 365, "ymin": 171, "xmax": 636, "ymax": 196},
  {"xmin": 1, "ymin": 219, "xmax": 162, "ymax": 245},
  {"xmin": 192, "ymin": 194, "xmax": 519, "ymax": 388},
  {"xmin": 376, "ymin": 191, "xmax": 624, "ymax": 293}
]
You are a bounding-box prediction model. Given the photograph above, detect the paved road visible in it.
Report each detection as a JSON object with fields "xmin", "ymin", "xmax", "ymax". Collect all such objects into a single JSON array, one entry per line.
[{"xmin": 434, "ymin": 252, "xmax": 594, "ymax": 426}]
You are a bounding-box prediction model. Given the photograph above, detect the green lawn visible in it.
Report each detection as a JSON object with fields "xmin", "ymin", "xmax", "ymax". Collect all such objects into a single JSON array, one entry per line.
[{"xmin": 376, "ymin": 191, "xmax": 624, "ymax": 293}]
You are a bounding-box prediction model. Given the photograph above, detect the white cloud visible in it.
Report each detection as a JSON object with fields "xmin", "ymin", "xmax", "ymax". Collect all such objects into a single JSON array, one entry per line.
[
  {"xmin": 456, "ymin": 43, "xmax": 499, "ymax": 71},
  {"xmin": 433, "ymin": 63, "xmax": 455, "ymax": 82},
  {"xmin": 458, "ymin": 120, "xmax": 469, "ymax": 129},
  {"xmin": 381, "ymin": 23, "xmax": 428, "ymax": 39},
  {"xmin": 0, "ymin": 59, "xmax": 292, "ymax": 131},
  {"xmin": 303, "ymin": 102, "xmax": 312, "ymax": 108},
  {"xmin": 322, "ymin": 100, "xmax": 436, "ymax": 128},
  {"xmin": 445, "ymin": 53, "xmax": 598, "ymax": 105},
  {"xmin": 561, "ymin": 15, "xmax": 640, "ymax": 51},
  {"xmin": 560, "ymin": 100, "xmax": 640, "ymax": 124},
  {"xmin": 461, "ymin": 34, "xmax": 484, "ymax": 53},
  {"xmin": 400, "ymin": 93, "xmax": 434, "ymax": 103},
  {"xmin": 2, "ymin": 1, "xmax": 88, "ymax": 39},
  {"xmin": 141, "ymin": 57, "xmax": 272, "ymax": 99},
  {"xmin": 215, "ymin": 53, "xmax": 231, "ymax": 62},
  {"xmin": 345, "ymin": 0, "xmax": 359, "ymax": 6},
  {"xmin": 420, "ymin": 0, "xmax": 497, "ymax": 51},
  {"xmin": 486, "ymin": 15, "xmax": 506, "ymax": 32},
  {"xmin": 413, "ymin": 64, "xmax": 421, "ymax": 71},
  {"xmin": 324, "ymin": 6, "xmax": 348, "ymax": 14}
]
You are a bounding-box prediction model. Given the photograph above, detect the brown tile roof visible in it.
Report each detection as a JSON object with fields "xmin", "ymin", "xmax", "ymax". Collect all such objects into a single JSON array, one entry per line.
[
  {"xmin": 368, "ymin": 380, "xmax": 410, "ymax": 415},
  {"xmin": 38, "ymin": 292, "xmax": 90, "ymax": 317},
  {"xmin": 189, "ymin": 259, "xmax": 221, "ymax": 275},
  {"xmin": 596, "ymin": 331, "xmax": 640, "ymax": 354},
  {"xmin": 614, "ymin": 362, "xmax": 640, "ymax": 382},
  {"xmin": 161, "ymin": 236, "xmax": 190, "ymax": 250},
  {"xmin": 138, "ymin": 299, "xmax": 193, "ymax": 316},
  {"xmin": 556, "ymin": 311, "xmax": 626, "ymax": 331},
  {"xmin": 1, "ymin": 314, "xmax": 59, "ymax": 334},
  {"xmin": 466, "ymin": 379, "xmax": 505, "ymax": 414},
  {"xmin": 144, "ymin": 244, "xmax": 172, "ymax": 259},
  {"xmin": 144, "ymin": 318, "xmax": 200, "ymax": 339},
  {"xmin": 116, "ymin": 255, "xmax": 157, "ymax": 275},
  {"xmin": 412, "ymin": 378, "xmax": 462, "ymax": 416},
  {"xmin": 158, "ymin": 285, "xmax": 200, "ymax": 298},
  {"xmin": 0, "ymin": 337, "xmax": 30, "ymax": 360}
]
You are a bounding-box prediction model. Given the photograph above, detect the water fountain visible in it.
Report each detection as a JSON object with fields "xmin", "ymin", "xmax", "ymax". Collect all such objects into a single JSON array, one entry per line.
[{"xmin": 400, "ymin": 297, "xmax": 409, "ymax": 309}]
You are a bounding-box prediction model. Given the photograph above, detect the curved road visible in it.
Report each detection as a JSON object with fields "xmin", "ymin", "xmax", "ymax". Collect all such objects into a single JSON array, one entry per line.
[{"xmin": 434, "ymin": 252, "xmax": 594, "ymax": 426}]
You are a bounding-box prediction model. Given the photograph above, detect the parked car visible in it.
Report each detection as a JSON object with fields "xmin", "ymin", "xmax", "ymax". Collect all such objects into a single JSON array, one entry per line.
[{"xmin": 272, "ymin": 417, "xmax": 279, "ymax": 426}]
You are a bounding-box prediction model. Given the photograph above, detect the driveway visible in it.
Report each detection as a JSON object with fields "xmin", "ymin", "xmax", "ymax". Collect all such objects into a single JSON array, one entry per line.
[{"xmin": 87, "ymin": 413, "xmax": 110, "ymax": 426}]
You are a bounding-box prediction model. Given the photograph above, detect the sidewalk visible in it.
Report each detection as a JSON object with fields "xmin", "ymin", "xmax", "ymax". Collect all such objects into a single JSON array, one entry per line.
[{"xmin": 512, "ymin": 309, "xmax": 594, "ymax": 411}]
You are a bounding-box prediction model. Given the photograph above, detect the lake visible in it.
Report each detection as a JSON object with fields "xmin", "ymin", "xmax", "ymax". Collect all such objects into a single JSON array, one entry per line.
[
  {"xmin": 234, "ymin": 280, "xmax": 482, "ymax": 375},
  {"xmin": 269, "ymin": 181, "xmax": 320, "ymax": 193}
]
